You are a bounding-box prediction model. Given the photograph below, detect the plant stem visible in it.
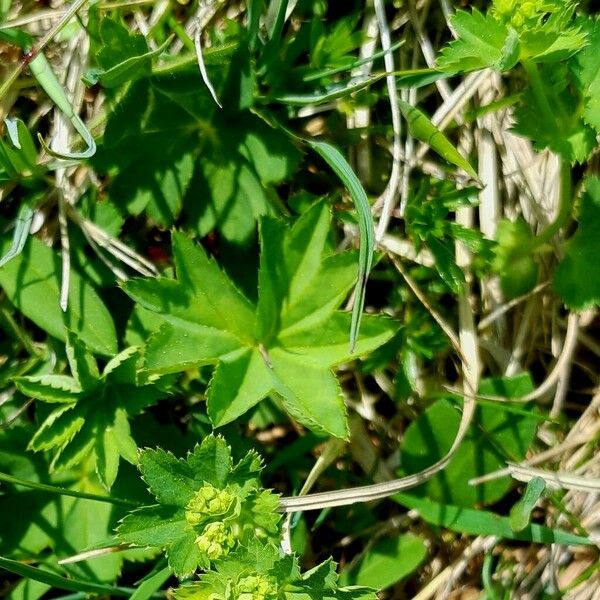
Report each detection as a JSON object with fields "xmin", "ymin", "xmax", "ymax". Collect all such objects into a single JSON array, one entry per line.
[
  {"xmin": 0, "ymin": 471, "xmax": 140, "ymax": 507},
  {"xmin": 521, "ymin": 60, "xmax": 556, "ymax": 128},
  {"xmin": 535, "ymin": 157, "xmax": 572, "ymax": 246}
]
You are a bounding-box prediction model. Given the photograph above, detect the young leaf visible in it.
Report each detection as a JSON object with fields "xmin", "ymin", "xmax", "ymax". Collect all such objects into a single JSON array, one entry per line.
[
  {"xmin": 123, "ymin": 202, "xmax": 397, "ymax": 439},
  {"xmin": 493, "ymin": 0, "xmax": 585, "ymax": 63},
  {"xmin": 117, "ymin": 436, "xmax": 281, "ymax": 578},
  {"xmin": 553, "ymin": 176, "xmax": 600, "ymax": 309},
  {"xmin": 397, "ymin": 100, "xmax": 478, "ymax": 180},
  {"xmin": 509, "ymin": 477, "xmax": 546, "ymax": 532},
  {"xmin": 438, "ymin": 4, "xmax": 585, "ymax": 74},
  {"xmin": 15, "ymin": 336, "xmax": 165, "ymax": 488}
]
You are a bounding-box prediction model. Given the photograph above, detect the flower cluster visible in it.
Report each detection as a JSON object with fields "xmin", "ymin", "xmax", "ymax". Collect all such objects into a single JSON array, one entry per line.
[
  {"xmin": 492, "ymin": 0, "xmax": 575, "ymax": 30},
  {"xmin": 232, "ymin": 574, "xmax": 278, "ymax": 600}
]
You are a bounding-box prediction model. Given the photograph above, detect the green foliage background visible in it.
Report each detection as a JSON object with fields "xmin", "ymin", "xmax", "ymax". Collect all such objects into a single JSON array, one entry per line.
[{"xmin": 0, "ymin": 0, "xmax": 599, "ymax": 598}]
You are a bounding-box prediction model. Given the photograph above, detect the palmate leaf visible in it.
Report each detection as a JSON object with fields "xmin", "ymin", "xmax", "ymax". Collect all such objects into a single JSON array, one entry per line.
[
  {"xmin": 513, "ymin": 62, "xmax": 596, "ymax": 163},
  {"xmin": 553, "ymin": 177, "xmax": 600, "ymax": 309},
  {"xmin": 123, "ymin": 201, "xmax": 397, "ymax": 439},
  {"xmin": 436, "ymin": 10, "xmax": 520, "ymax": 73},
  {"xmin": 117, "ymin": 436, "xmax": 281, "ymax": 578},
  {"xmin": 14, "ymin": 333, "xmax": 165, "ymax": 489},
  {"xmin": 437, "ymin": 4, "xmax": 586, "ymax": 75},
  {"xmin": 570, "ymin": 16, "xmax": 600, "ymax": 134}
]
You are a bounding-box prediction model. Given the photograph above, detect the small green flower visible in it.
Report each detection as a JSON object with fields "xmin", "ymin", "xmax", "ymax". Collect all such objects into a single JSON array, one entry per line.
[
  {"xmin": 186, "ymin": 484, "xmax": 236, "ymax": 527},
  {"xmin": 493, "ymin": 0, "xmax": 573, "ymax": 30},
  {"xmin": 195, "ymin": 522, "xmax": 236, "ymax": 560},
  {"xmin": 233, "ymin": 574, "xmax": 278, "ymax": 600}
]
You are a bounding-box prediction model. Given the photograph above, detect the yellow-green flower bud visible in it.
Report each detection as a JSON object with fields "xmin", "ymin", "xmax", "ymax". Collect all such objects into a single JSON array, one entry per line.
[
  {"xmin": 186, "ymin": 484, "xmax": 235, "ymax": 527},
  {"xmin": 233, "ymin": 574, "xmax": 277, "ymax": 600},
  {"xmin": 194, "ymin": 522, "xmax": 236, "ymax": 560},
  {"xmin": 493, "ymin": 0, "xmax": 570, "ymax": 30}
]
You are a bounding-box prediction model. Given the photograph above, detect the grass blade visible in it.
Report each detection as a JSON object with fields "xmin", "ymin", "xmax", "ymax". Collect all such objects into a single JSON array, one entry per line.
[
  {"xmin": 395, "ymin": 493, "xmax": 592, "ymax": 546},
  {"xmin": 0, "ymin": 557, "xmax": 141, "ymax": 597},
  {"xmin": 0, "ymin": 471, "xmax": 139, "ymax": 507},
  {"xmin": 307, "ymin": 140, "xmax": 374, "ymax": 352}
]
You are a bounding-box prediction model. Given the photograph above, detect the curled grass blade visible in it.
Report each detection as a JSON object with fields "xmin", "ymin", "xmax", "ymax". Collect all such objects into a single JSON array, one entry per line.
[
  {"xmin": 0, "ymin": 203, "xmax": 34, "ymax": 268},
  {"xmin": 29, "ymin": 53, "xmax": 96, "ymax": 160}
]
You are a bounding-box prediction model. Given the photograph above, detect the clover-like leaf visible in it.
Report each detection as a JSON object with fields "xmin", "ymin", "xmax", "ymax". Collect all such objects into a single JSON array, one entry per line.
[
  {"xmin": 116, "ymin": 435, "xmax": 281, "ymax": 578},
  {"xmin": 123, "ymin": 201, "xmax": 397, "ymax": 439},
  {"xmin": 14, "ymin": 332, "xmax": 164, "ymax": 488}
]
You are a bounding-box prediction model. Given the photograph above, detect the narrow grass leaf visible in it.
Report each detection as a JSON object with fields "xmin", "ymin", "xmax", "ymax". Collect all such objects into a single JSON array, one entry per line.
[
  {"xmin": 395, "ymin": 494, "xmax": 591, "ymax": 545},
  {"xmin": 306, "ymin": 140, "xmax": 374, "ymax": 352},
  {"xmin": 0, "ymin": 556, "xmax": 137, "ymax": 596},
  {"xmin": 130, "ymin": 564, "xmax": 171, "ymax": 600}
]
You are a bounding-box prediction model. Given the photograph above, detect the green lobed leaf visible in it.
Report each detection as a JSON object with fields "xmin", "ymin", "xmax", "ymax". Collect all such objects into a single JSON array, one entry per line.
[
  {"xmin": 138, "ymin": 448, "xmax": 198, "ymax": 507},
  {"xmin": 571, "ymin": 17, "xmax": 600, "ymax": 133},
  {"xmin": 28, "ymin": 404, "xmax": 84, "ymax": 452},
  {"xmin": 118, "ymin": 436, "xmax": 280, "ymax": 577},
  {"xmin": 118, "ymin": 505, "xmax": 189, "ymax": 547},
  {"xmin": 124, "ymin": 204, "xmax": 397, "ymax": 438},
  {"xmin": 172, "ymin": 540, "xmax": 377, "ymax": 600},
  {"xmin": 92, "ymin": 78, "xmax": 202, "ymax": 228},
  {"xmin": 513, "ymin": 62, "xmax": 596, "ymax": 163},
  {"xmin": 13, "ymin": 375, "xmax": 81, "ymax": 403},
  {"xmin": 553, "ymin": 176, "xmax": 600, "ymax": 309},
  {"xmin": 65, "ymin": 330, "xmax": 100, "ymax": 390},
  {"xmin": 167, "ymin": 531, "xmax": 204, "ymax": 578},
  {"xmin": 186, "ymin": 436, "xmax": 236, "ymax": 489},
  {"xmin": 19, "ymin": 337, "xmax": 162, "ymax": 486},
  {"xmin": 437, "ymin": 10, "xmax": 516, "ymax": 73}
]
